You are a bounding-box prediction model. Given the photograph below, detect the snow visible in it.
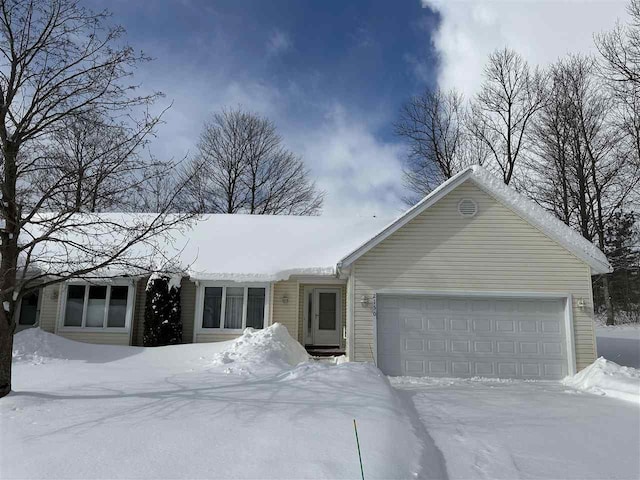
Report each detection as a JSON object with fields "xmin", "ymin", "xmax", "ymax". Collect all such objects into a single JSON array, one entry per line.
[
  {"xmin": 596, "ymin": 323, "xmax": 640, "ymax": 368},
  {"xmin": 469, "ymin": 166, "xmax": 611, "ymax": 273},
  {"xmin": 146, "ymin": 272, "xmax": 182, "ymax": 291},
  {"xmin": 393, "ymin": 376, "xmax": 640, "ymax": 480},
  {"xmin": 2, "ymin": 327, "xmax": 444, "ymax": 479},
  {"xmin": 179, "ymin": 214, "xmax": 391, "ymax": 281},
  {"xmin": 338, "ymin": 165, "xmax": 611, "ymax": 274},
  {"xmin": 22, "ymin": 213, "xmax": 391, "ymax": 282},
  {"xmin": 562, "ymin": 357, "xmax": 640, "ymax": 405},
  {"xmin": 212, "ymin": 323, "xmax": 310, "ymax": 373}
]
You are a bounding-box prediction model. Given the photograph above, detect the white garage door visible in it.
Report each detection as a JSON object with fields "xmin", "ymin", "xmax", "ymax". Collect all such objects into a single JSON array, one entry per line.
[{"xmin": 377, "ymin": 295, "xmax": 569, "ymax": 379}]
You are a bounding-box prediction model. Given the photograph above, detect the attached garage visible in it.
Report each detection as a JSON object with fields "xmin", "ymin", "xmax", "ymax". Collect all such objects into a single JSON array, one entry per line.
[
  {"xmin": 376, "ymin": 294, "xmax": 573, "ymax": 379},
  {"xmin": 339, "ymin": 166, "xmax": 612, "ymax": 377}
]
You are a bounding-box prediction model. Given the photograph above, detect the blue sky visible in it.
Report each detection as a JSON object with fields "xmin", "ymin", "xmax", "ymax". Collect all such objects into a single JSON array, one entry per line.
[
  {"xmin": 92, "ymin": 0, "xmax": 627, "ymax": 216},
  {"xmin": 90, "ymin": 0, "xmax": 441, "ymax": 215}
]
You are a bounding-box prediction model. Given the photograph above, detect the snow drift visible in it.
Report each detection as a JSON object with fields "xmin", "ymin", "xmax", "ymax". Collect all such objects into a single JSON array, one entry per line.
[
  {"xmin": 5, "ymin": 326, "xmax": 441, "ymax": 478},
  {"xmin": 12, "ymin": 327, "xmax": 136, "ymax": 364},
  {"xmin": 212, "ymin": 323, "xmax": 310, "ymax": 372},
  {"xmin": 563, "ymin": 357, "xmax": 640, "ymax": 405}
]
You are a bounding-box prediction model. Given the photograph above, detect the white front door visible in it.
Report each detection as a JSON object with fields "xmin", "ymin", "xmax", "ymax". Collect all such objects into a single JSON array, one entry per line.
[{"xmin": 312, "ymin": 288, "xmax": 341, "ymax": 346}]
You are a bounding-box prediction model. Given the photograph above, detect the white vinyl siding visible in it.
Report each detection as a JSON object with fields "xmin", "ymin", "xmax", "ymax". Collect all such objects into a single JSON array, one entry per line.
[
  {"xmin": 351, "ymin": 180, "xmax": 597, "ymax": 371},
  {"xmin": 271, "ymin": 279, "xmax": 299, "ymax": 340}
]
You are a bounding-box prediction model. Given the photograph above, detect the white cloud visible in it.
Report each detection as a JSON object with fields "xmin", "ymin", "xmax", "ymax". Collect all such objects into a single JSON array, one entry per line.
[
  {"xmin": 137, "ymin": 57, "xmax": 406, "ymax": 217},
  {"xmin": 284, "ymin": 104, "xmax": 406, "ymax": 217},
  {"xmin": 424, "ymin": 0, "xmax": 629, "ymax": 95},
  {"xmin": 267, "ymin": 29, "xmax": 292, "ymax": 56}
]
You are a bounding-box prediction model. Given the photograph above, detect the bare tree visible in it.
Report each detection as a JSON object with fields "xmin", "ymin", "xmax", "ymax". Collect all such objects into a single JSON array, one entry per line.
[
  {"xmin": 25, "ymin": 111, "xmax": 174, "ymax": 213},
  {"xmin": 596, "ymin": 0, "xmax": 640, "ymax": 86},
  {"xmin": 395, "ymin": 89, "xmax": 479, "ymax": 202},
  {"xmin": 0, "ymin": 0, "xmax": 194, "ymax": 398},
  {"xmin": 182, "ymin": 108, "xmax": 324, "ymax": 215},
  {"xmin": 469, "ymin": 48, "xmax": 547, "ymax": 184},
  {"xmin": 528, "ymin": 55, "xmax": 640, "ymax": 325}
]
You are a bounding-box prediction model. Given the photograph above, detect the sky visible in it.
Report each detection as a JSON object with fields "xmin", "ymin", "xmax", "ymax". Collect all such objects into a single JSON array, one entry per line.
[{"xmin": 93, "ymin": 0, "xmax": 629, "ymax": 216}]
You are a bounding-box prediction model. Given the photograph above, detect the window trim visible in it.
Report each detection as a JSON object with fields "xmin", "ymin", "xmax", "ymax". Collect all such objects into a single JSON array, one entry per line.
[
  {"xmin": 57, "ymin": 280, "xmax": 135, "ymax": 333},
  {"xmin": 194, "ymin": 282, "xmax": 270, "ymax": 336}
]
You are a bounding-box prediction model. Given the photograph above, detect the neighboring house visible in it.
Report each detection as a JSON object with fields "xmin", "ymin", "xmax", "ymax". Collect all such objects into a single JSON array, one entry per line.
[{"xmin": 18, "ymin": 166, "xmax": 611, "ymax": 379}]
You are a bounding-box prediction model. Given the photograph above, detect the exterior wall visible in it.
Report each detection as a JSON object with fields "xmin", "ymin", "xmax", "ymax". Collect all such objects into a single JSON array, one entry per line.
[
  {"xmin": 34, "ymin": 277, "xmax": 194, "ymax": 348},
  {"xmin": 132, "ymin": 279, "xmax": 146, "ymax": 346},
  {"xmin": 38, "ymin": 284, "xmax": 60, "ymax": 333},
  {"xmin": 351, "ymin": 180, "xmax": 597, "ymax": 370},
  {"xmin": 180, "ymin": 279, "xmax": 197, "ymax": 344},
  {"xmin": 56, "ymin": 331, "xmax": 131, "ymax": 345},
  {"xmin": 271, "ymin": 279, "xmax": 299, "ymax": 340}
]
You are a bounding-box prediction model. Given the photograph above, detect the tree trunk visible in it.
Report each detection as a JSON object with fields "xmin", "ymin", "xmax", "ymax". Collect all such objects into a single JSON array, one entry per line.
[
  {"xmin": 0, "ymin": 144, "xmax": 20, "ymax": 398},
  {"xmin": 0, "ymin": 315, "xmax": 13, "ymax": 398},
  {"xmin": 602, "ymin": 275, "xmax": 615, "ymax": 326}
]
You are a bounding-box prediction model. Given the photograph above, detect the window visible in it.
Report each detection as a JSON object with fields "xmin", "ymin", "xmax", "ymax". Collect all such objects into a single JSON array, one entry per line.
[
  {"xmin": 63, "ymin": 284, "xmax": 132, "ymax": 329},
  {"xmin": 203, "ymin": 287, "xmax": 222, "ymax": 328},
  {"xmin": 18, "ymin": 290, "xmax": 39, "ymax": 326},
  {"xmin": 201, "ymin": 285, "xmax": 267, "ymax": 330}
]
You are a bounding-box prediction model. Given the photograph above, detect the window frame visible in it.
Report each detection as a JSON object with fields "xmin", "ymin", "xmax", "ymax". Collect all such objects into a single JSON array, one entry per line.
[
  {"xmin": 58, "ymin": 280, "xmax": 135, "ymax": 332},
  {"xmin": 15, "ymin": 288, "xmax": 42, "ymax": 329},
  {"xmin": 195, "ymin": 282, "xmax": 270, "ymax": 336}
]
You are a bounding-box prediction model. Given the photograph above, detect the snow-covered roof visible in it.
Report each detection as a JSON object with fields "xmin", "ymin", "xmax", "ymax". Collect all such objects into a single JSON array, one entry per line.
[
  {"xmin": 22, "ymin": 166, "xmax": 610, "ymax": 282},
  {"xmin": 339, "ymin": 165, "xmax": 612, "ymax": 275},
  {"xmin": 177, "ymin": 214, "xmax": 391, "ymax": 281}
]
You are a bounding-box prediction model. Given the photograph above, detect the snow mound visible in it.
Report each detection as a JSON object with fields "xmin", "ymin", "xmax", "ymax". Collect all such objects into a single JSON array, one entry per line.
[
  {"xmin": 12, "ymin": 327, "xmax": 137, "ymax": 364},
  {"xmin": 563, "ymin": 357, "xmax": 640, "ymax": 405},
  {"xmin": 212, "ymin": 323, "xmax": 310, "ymax": 372},
  {"xmin": 13, "ymin": 328, "xmax": 73, "ymax": 364}
]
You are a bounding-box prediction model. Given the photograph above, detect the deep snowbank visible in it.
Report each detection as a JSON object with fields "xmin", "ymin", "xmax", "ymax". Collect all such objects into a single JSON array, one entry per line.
[
  {"xmin": 6, "ymin": 325, "xmax": 442, "ymax": 478},
  {"xmin": 563, "ymin": 357, "xmax": 640, "ymax": 405},
  {"xmin": 212, "ymin": 323, "xmax": 310, "ymax": 372},
  {"xmin": 12, "ymin": 327, "xmax": 137, "ymax": 364}
]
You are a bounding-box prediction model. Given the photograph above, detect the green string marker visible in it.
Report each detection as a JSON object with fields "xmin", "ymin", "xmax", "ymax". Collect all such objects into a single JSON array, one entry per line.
[{"xmin": 353, "ymin": 419, "xmax": 364, "ymax": 480}]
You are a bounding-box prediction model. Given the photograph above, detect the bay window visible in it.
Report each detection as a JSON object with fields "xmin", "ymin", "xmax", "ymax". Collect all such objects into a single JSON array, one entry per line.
[
  {"xmin": 201, "ymin": 285, "xmax": 267, "ymax": 330},
  {"xmin": 62, "ymin": 283, "xmax": 133, "ymax": 329}
]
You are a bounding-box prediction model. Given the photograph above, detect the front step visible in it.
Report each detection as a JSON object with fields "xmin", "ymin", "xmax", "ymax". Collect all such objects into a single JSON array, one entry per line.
[{"xmin": 305, "ymin": 345, "xmax": 345, "ymax": 358}]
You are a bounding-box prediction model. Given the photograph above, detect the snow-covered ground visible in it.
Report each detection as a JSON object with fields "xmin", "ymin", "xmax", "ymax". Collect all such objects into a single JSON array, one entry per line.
[
  {"xmin": 392, "ymin": 377, "xmax": 640, "ymax": 480},
  {"xmin": 3, "ymin": 323, "xmax": 640, "ymax": 479},
  {"xmin": 596, "ymin": 323, "xmax": 640, "ymax": 368},
  {"xmin": 1, "ymin": 325, "xmax": 444, "ymax": 479}
]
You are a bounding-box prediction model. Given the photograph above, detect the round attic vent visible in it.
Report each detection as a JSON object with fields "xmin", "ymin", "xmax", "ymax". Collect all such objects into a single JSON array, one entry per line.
[{"xmin": 458, "ymin": 198, "xmax": 478, "ymax": 217}]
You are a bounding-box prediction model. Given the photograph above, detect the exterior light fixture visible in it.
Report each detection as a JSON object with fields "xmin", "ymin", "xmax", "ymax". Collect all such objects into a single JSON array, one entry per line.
[
  {"xmin": 282, "ymin": 295, "xmax": 289, "ymax": 304},
  {"xmin": 360, "ymin": 295, "xmax": 370, "ymax": 307}
]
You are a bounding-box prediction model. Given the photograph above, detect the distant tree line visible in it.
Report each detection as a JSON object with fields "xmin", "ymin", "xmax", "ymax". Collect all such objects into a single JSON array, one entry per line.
[{"xmin": 395, "ymin": 0, "xmax": 640, "ymax": 325}]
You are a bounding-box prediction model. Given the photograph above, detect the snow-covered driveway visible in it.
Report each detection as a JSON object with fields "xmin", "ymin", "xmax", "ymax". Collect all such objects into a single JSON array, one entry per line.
[{"xmin": 392, "ymin": 377, "xmax": 640, "ymax": 480}]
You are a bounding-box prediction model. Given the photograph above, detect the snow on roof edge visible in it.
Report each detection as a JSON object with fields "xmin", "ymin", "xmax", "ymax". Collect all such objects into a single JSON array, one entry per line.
[
  {"xmin": 339, "ymin": 166, "xmax": 611, "ymax": 275},
  {"xmin": 468, "ymin": 165, "xmax": 611, "ymax": 274},
  {"xmin": 187, "ymin": 266, "xmax": 338, "ymax": 283}
]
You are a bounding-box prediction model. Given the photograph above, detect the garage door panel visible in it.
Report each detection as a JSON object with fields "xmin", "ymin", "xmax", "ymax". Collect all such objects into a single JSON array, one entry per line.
[{"xmin": 377, "ymin": 295, "xmax": 568, "ymax": 379}]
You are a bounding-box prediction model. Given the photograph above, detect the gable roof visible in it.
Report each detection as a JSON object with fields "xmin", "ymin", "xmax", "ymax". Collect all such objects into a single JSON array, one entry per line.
[{"xmin": 338, "ymin": 165, "xmax": 612, "ymax": 275}]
